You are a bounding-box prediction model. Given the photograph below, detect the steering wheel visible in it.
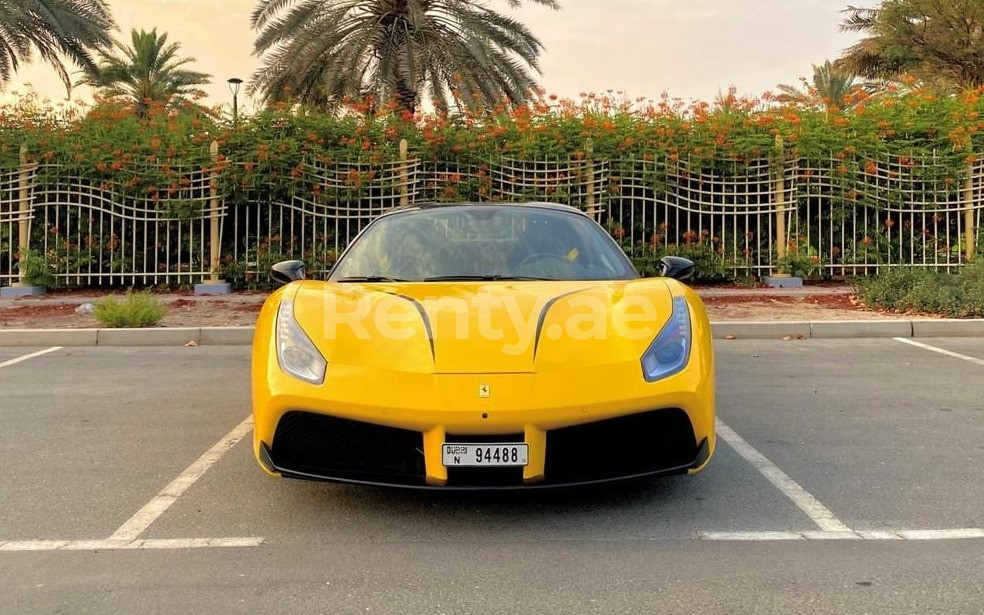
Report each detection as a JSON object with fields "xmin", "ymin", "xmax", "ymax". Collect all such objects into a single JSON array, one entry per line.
[{"xmin": 515, "ymin": 252, "xmax": 573, "ymax": 270}]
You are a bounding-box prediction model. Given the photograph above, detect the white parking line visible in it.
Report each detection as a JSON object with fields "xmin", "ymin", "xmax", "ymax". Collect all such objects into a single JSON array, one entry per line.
[
  {"xmin": 698, "ymin": 529, "xmax": 984, "ymax": 541},
  {"xmin": 0, "ymin": 347, "xmax": 62, "ymax": 370},
  {"xmin": 896, "ymin": 529, "xmax": 984, "ymax": 540},
  {"xmin": 0, "ymin": 537, "xmax": 265, "ymax": 552},
  {"xmin": 894, "ymin": 337, "xmax": 984, "ymax": 367},
  {"xmin": 716, "ymin": 419, "xmax": 852, "ymax": 533},
  {"xmin": 109, "ymin": 415, "xmax": 254, "ymax": 541}
]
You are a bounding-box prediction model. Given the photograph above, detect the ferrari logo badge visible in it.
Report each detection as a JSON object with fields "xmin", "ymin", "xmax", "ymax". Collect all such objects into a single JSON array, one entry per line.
[{"xmin": 478, "ymin": 384, "xmax": 490, "ymax": 398}]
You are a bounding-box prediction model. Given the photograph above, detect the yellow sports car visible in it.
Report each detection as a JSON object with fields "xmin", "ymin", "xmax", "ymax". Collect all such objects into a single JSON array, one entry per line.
[{"xmin": 251, "ymin": 202, "xmax": 715, "ymax": 488}]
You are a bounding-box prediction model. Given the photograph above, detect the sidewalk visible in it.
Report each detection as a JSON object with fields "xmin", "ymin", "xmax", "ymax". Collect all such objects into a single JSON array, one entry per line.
[
  {"xmin": 0, "ymin": 286, "xmax": 884, "ymax": 331},
  {"xmin": 3, "ymin": 283, "xmax": 984, "ymax": 345},
  {"xmin": 0, "ymin": 284, "xmax": 888, "ymax": 330}
]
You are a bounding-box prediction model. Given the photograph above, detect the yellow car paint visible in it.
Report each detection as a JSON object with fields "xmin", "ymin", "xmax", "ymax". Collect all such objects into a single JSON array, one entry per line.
[{"xmin": 251, "ymin": 277, "xmax": 716, "ymax": 487}]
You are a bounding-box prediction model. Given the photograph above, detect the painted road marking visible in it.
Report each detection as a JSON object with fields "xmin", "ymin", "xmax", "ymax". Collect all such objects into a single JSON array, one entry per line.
[
  {"xmin": 716, "ymin": 418, "xmax": 852, "ymax": 533},
  {"xmin": 109, "ymin": 415, "xmax": 254, "ymax": 541},
  {"xmin": 0, "ymin": 537, "xmax": 265, "ymax": 552},
  {"xmin": 698, "ymin": 529, "xmax": 984, "ymax": 541},
  {"xmin": 4, "ymin": 528, "xmax": 983, "ymax": 551},
  {"xmin": 894, "ymin": 337, "xmax": 984, "ymax": 367},
  {"xmin": 0, "ymin": 347, "xmax": 62, "ymax": 370}
]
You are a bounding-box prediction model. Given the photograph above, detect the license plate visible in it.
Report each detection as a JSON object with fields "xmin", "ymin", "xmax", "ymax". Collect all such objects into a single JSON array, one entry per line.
[{"xmin": 442, "ymin": 443, "xmax": 529, "ymax": 467}]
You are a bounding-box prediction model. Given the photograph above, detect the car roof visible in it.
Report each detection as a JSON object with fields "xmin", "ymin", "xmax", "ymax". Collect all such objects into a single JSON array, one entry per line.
[{"xmin": 376, "ymin": 202, "xmax": 592, "ymax": 220}]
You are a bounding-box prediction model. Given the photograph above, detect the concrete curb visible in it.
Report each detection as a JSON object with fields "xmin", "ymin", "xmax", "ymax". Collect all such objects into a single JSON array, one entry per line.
[
  {"xmin": 0, "ymin": 327, "xmax": 253, "ymax": 347},
  {"xmin": 714, "ymin": 320, "xmax": 984, "ymax": 340},
  {"xmin": 2, "ymin": 321, "xmax": 984, "ymax": 346},
  {"xmin": 711, "ymin": 322, "xmax": 811, "ymax": 340}
]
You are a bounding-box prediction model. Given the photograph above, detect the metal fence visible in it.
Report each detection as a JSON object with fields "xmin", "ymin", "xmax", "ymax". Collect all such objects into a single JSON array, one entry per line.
[
  {"xmin": 28, "ymin": 164, "xmax": 224, "ymax": 287},
  {"xmin": 1, "ymin": 140, "xmax": 981, "ymax": 288}
]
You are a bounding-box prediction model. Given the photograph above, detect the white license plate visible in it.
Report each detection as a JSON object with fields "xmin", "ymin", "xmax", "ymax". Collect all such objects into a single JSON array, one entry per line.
[{"xmin": 442, "ymin": 443, "xmax": 529, "ymax": 467}]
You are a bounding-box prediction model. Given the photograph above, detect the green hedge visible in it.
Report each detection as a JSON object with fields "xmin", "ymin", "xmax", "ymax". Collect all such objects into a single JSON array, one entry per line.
[
  {"xmin": 853, "ymin": 260, "xmax": 984, "ymax": 317},
  {"xmin": 4, "ymin": 87, "xmax": 984, "ymax": 195}
]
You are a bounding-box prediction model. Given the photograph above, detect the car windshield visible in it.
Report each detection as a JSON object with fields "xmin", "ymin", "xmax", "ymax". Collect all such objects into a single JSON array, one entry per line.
[{"xmin": 330, "ymin": 205, "xmax": 638, "ymax": 282}]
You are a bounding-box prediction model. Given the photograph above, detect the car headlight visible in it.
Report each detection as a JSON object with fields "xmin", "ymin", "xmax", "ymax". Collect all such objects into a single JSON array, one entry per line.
[
  {"xmin": 276, "ymin": 299, "xmax": 327, "ymax": 385},
  {"xmin": 641, "ymin": 296, "xmax": 692, "ymax": 382}
]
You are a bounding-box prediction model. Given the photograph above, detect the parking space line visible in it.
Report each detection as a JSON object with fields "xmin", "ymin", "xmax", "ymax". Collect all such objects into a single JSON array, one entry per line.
[
  {"xmin": 0, "ymin": 537, "xmax": 265, "ymax": 552},
  {"xmin": 894, "ymin": 337, "xmax": 984, "ymax": 367},
  {"xmin": 699, "ymin": 529, "xmax": 984, "ymax": 541},
  {"xmin": 0, "ymin": 347, "xmax": 62, "ymax": 370},
  {"xmin": 897, "ymin": 529, "xmax": 984, "ymax": 540},
  {"xmin": 716, "ymin": 419, "xmax": 852, "ymax": 533},
  {"xmin": 697, "ymin": 531, "xmax": 807, "ymax": 541},
  {"xmin": 109, "ymin": 415, "xmax": 254, "ymax": 542}
]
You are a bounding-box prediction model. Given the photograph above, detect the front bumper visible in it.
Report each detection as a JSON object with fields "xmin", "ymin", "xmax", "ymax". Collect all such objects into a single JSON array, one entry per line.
[{"xmin": 256, "ymin": 407, "xmax": 712, "ymax": 489}]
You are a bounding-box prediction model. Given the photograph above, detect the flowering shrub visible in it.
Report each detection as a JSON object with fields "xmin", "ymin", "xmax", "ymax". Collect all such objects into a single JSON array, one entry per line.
[
  {"xmin": 4, "ymin": 86, "xmax": 984, "ymax": 190},
  {"xmin": 2, "ymin": 85, "xmax": 984, "ymax": 287}
]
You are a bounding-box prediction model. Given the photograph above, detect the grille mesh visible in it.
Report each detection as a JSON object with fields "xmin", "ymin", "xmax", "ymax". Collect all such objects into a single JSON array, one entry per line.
[
  {"xmin": 271, "ymin": 411, "xmax": 425, "ymax": 484},
  {"xmin": 544, "ymin": 409, "xmax": 697, "ymax": 483}
]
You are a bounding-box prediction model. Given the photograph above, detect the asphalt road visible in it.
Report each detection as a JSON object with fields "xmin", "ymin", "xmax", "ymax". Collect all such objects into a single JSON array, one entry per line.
[{"xmin": 1, "ymin": 339, "xmax": 983, "ymax": 614}]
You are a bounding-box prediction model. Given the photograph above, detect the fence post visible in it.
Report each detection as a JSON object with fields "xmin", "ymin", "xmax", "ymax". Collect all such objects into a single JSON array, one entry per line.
[
  {"xmin": 193, "ymin": 141, "xmax": 230, "ymax": 295},
  {"xmin": 399, "ymin": 139, "xmax": 409, "ymax": 208},
  {"xmin": 585, "ymin": 139, "xmax": 597, "ymax": 220},
  {"xmin": 209, "ymin": 141, "xmax": 221, "ymax": 282},
  {"xmin": 17, "ymin": 145, "xmax": 30, "ymax": 286},
  {"xmin": 965, "ymin": 166, "xmax": 976, "ymax": 262},
  {"xmin": 774, "ymin": 135, "xmax": 788, "ymax": 266}
]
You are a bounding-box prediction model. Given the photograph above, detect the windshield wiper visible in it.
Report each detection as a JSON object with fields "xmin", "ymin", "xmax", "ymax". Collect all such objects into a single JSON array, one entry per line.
[
  {"xmin": 336, "ymin": 276, "xmax": 410, "ymax": 283},
  {"xmin": 422, "ymin": 275, "xmax": 557, "ymax": 282}
]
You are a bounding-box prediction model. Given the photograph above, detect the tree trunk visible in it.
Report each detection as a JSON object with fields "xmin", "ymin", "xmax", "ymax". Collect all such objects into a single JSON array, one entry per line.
[{"xmin": 396, "ymin": 82, "xmax": 417, "ymax": 115}]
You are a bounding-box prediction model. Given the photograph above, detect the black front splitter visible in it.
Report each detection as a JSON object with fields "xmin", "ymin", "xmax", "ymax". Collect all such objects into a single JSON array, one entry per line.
[{"xmin": 258, "ymin": 438, "xmax": 711, "ymax": 491}]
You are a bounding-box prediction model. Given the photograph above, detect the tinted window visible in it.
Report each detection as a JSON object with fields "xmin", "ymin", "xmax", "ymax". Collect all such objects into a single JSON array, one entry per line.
[{"xmin": 330, "ymin": 206, "xmax": 638, "ymax": 282}]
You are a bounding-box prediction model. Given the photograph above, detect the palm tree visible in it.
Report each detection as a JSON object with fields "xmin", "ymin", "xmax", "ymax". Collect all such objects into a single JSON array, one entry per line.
[
  {"xmin": 0, "ymin": 0, "xmax": 116, "ymax": 94},
  {"xmin": 837, "ymin": 2, "xmax": 984, "ymax": 88},
  {"xmin": 250, "ymin": 0, "xmax": 560, "ymax": 113},
  {"xmin": 78, "ymin": 29, "xmax": 211, "ymax": 116},
  {"xmin": 839, "ymin": 5, "xmax": 925, "ymax": 83},
  {"xmin": 776, "ymin": 61, "xmax": 874, "ymax": 111}
]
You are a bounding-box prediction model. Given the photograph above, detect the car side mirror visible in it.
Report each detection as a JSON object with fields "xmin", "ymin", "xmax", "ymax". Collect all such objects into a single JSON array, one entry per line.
[
  {"xmin": 659, "ymin": 256, "xmax": 695, "ymax": 281},
  {"xmin": 271, "ymin": 260, "xmax": 307, "ymax": 286}
]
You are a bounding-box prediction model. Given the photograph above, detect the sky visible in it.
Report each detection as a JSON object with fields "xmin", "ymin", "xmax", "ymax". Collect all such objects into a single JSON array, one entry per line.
[{"xmin": 2, "ymin": 0, "xmax": 880, "ymax": 112}]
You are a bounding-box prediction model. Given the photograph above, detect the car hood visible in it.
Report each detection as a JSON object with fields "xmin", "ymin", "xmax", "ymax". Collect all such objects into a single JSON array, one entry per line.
[{"xmin": 290, "ymin": 279, "xmax": 675, "ymax": 374}]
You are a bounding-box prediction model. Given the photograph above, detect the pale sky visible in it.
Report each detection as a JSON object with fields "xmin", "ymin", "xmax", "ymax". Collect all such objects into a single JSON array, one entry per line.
[{"xmin": 3, "ymin": 0, "xmax": 879, "ymax": 112}]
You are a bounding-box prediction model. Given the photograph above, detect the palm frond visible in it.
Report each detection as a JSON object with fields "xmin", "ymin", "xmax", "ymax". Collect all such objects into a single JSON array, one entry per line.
[
  {"xmin": 78, "ymin": 28, "xmax": 211, "ymax": 116},
  {"xmin": 250, "ymin": 0, "xmax": 549, "ymax": 112},
  {"xmin": 0, "ymin": 0, "xmax": 115, "ymax": 92},
  {"xmin": 840, "ymin": 6, "xmax": 879, "ymax": 32}
]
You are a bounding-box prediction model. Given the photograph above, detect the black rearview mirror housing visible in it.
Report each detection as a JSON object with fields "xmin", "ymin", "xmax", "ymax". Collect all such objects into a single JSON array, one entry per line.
[
  {"xmin": 659, "ymin": 256, "xmax": 695, "ymax": 282},
  {"xmin": 271, "ymin": 260, "xmax": 307, "ymax": 286}
]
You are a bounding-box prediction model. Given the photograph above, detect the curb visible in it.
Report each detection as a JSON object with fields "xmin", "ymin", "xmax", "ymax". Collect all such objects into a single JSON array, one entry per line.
[
  {"xmin": 2, "ymin": 320, "xmax": 984, "ymax": 346},
  {"xmin": 711, "ymin": 319, "xmax": 984, "ymax": 340},
  {"xmin": 0, "ymin": 327, "xmax": 253, "ymax": 347}
]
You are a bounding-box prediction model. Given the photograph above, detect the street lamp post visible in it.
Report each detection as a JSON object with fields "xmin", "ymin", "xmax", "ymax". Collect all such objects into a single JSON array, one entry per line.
[{"xmin": 227, "ymin": 77, "xmax": 243, "ymax": 124}]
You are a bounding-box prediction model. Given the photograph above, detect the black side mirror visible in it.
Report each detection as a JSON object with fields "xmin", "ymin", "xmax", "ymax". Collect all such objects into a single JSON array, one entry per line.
[
  {"xmin": 659, "ymin": 256, "xmax": 695, "ymax": 281},
  {"xmin": 271, "ymin": 260, "xmax": 307, "ymax": 286}
]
